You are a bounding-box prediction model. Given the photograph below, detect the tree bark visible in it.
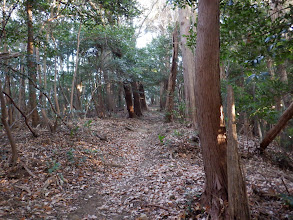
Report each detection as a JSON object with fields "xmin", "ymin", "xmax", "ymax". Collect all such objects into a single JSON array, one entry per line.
[
  {"xmin": 123, "ymin": 82, "xmax": 136, "ymax": 118},
  {"xmin": 0, "ymin": 80, "xmax": 18, "ymax": 165},
  {"xmin": 165, "ymin": 24, "xmax": 179, "ymax": 122},
  {"xmin": 179, "ymin": 6, "xmax": 196, "ymax": 124},
  {"xmin": 159, "ymin": 79, "xmax": 168, "ymax": 110},
  {"xmin": 260, "ymin": 101, "xmax": 293, "ymax": 152},
  {"xmin": 194, "ymin": 1, "xmax": 228, "ymax": 218},
  {"xmin": 227, "ymin": 85, "xmax": 250, "ymax": 220},
  {"xmin": 131, "ymin": 81, "xmax": 143, "ymax": 117},
  {"xmin": 70, "ymin": 21, "xmax": 82, "ymax": 114},
  {"xmin": 104, "ymin": 70, "xmax": 115, "ymax": 113},
  {"xmin": 139, "ymin": 82, "xmax": 148, "ymax": 111},
  {"xmin": 18, "ymin": 66, "xmax": 26, "ymax": 119},
  {"xmin": 26, "ymin": 0, "xmax": 39, "ymax": 127},
  {"xmin": 37, "ymin": 47, "xmax": 54, "ymax": 132}
]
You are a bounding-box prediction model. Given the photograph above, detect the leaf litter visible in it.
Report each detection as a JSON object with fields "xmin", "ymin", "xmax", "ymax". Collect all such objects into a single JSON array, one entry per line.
[{"xmin": 0, "ymin": 110, "xmax": 292, "ymax": 219}]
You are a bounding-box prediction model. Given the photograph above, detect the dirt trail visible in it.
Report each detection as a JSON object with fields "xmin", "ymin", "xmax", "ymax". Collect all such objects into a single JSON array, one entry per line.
[
  {"xmin": 1, "ymin": 109, "xmax": 292, "ymax": 220},
  {"xmin": 66, "ymin": 110, "xmax": 204, "ymax": 220}
]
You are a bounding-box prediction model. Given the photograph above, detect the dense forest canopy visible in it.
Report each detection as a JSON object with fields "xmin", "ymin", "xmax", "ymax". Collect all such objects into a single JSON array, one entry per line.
[{"xmin": 0, "ymin": 0, "xmax": 292, "ymax": 219}]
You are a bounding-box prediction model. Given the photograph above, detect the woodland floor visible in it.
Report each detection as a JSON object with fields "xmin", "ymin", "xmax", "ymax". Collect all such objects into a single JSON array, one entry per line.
[{"xmin": 0, "ymin": 107, "xmax": 292, "ymax": 220}]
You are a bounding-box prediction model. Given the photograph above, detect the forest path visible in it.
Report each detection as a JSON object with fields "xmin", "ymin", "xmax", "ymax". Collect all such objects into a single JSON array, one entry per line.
[
  {"xmin": 66, "ymin": 108, "xmax": 204, "ymax": 220},
  {"xmin": 1, "ymin": 108, "xmax": 291, "ymax": 219}
]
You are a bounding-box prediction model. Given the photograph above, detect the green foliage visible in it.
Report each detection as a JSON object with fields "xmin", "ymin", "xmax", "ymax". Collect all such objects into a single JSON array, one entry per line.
[
  {"xmin": 66, "ymin": 149, "xmax": 75, "ymax": 164},
  {"xmin": 47, "ymin": 160, "xmax": 61, "ymax": 174},
  {"xmin": 83, "ymin": 119, "xmax": 93, "ymax": 128},
  {"xmin": 280, "ymin": 194, "xmax": 293, "ymax": 209},
  {"xmin": 173, "ymin": 130, "xmax": 183, "ymax": 137},
  {"xmin": 70, "ymin": 126, "xmax": 79, "ymax": 137},
  {"xmin": 158, "ymin": 135, "xmax": 165, "ymax": 143}
]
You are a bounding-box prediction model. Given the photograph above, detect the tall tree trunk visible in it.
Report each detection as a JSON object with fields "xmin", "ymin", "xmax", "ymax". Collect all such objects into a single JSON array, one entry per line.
[
  {"xmin": 52, "ymin": 36, "xmax": 61, "ymax": 115},
  {"xmin": 26, "ymin": 0, "xmax": 39, "ymax": 127},
  {"xmin": 165, "ymin": 24, "xmax": 179, "ymax": 122},
  {"xmin": 36, "ymin": 47, "xmax": 53, "ymax": 131},
  {"xmin": 0, "ymin": 79, "xmax": 18, "ymax": 165},
  {"xmin": 179, "ymin": 6, "xmax": 196, "ymax": 123},
  {"xmin": 18, "ymin": 65, "xmax": 26, "ymax": 118},
  {"xmin": 227, "ymin": 85, "xmax": 250, "ymax": 220},
  {"xmin": 139, "ymin": 82, "xmax": 148, "ymax": 111},
  {"xmin": 123, "ymin": 82, "xmax": 136, "ymax": 118},
  {"xmin": 70, "ymin": 21, "xmax": 82, "ymax": 113},
  {"xmin": 194, "ymin": 1, "xmax": 228, "ymax": 218},
  {"xmin": 260, "ymin": 101, "xmax": 293, "ymax": 152},
  {"xmin": 131, "ymin": 81, "xmax": 143, "ymax": 117}
]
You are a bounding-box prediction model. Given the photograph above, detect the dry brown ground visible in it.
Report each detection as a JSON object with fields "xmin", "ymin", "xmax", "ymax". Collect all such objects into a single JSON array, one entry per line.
[{"xmin": 0, "ymin": 109, "xmax": 292, "ymax": 219}]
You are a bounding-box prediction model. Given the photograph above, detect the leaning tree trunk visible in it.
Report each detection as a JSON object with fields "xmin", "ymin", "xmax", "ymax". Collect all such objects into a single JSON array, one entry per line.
[
  {"xmin": 123, "ymin": 82, "xmax": 136, "ymax": 118},
  {"xmin": 131, "ymin": 81, "xmax": 143, "ymax": 117},
  {"xmin": 26, "ymin": 0, "xmax": 40, "ymax": 127},
  {"xmin": 139, "ymin": 82, "xmax": 148, "ymax": 111},
  {"xmin": 194, "ymin": 0, "xmax": 228, "ymax": 219},
  {"xmin": 260, "ymin": 101, "xmax": 293, "ymax": 152},
  {"xmin": 165, "ymin": 24, "xmax": 179, "ymax": 122},
  {"xmin": 227, "ymin": 85, "xmax": 250, "ymax": 220}
]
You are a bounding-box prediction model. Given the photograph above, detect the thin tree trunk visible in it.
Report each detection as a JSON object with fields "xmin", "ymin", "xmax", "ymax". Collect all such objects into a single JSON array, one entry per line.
[
  {"xmin": 227, "ymin": 85, "xmax": 250, "ymax": 220},
  {"xmin": 123, "ymin": 82, "xmax": 136, "ymax": 118},
  {"xmin": 131, "ymin": 81, "xmax": 143, "ymax": 117},
  {"xmin": 37, "ymin": 47, "xmax": 54, "ymax": 131},
  {"xmin": 159, "ymin": 80, "xmax": 168, "ymax": 110},
  {"xmin": 0, "ymin": 80, "xmax": 18, "ymax": 165},
  {"xmin": 52, "ymin": 36, "xmax": 61, "ymax": 115},
  {"xmin": 26, "ymin": 0, "xmax": 39, "ymax": 127},
  {"xmin": 18, "ymin": 64, "xmax": 26, "ymax": 118},
  {"xmin": 194, "ymin": 1, "xmax": 228, "ymax": 218},
  {"xmin": 260, "ymin": 102, "xmax": 293, "ymax": 152},
  {"xmin": 165, "ymin": 24, "xmax": 179, "ymax": 122},
  {"xmin": 70, "ymin": 21, "xmax": 82, "ymax": 113},
  {"xmin": 139, "ymin": 82, "xmax": 148, "ymax": 111}
]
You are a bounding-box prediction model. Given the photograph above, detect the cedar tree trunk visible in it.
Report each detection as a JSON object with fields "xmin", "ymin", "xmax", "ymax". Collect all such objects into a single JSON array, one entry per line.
[
  {"xmin": 227, "ymin": 85, "xmax": 250, "ymax": 220},
  {"xmin": 194, "ymin": 0, "xmax": 228, "ymax": 218}
]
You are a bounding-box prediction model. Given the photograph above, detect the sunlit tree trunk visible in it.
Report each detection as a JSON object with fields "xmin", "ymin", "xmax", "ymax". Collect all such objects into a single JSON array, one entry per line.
[
  {"xmin": 165, "ymin": 24, "xmax": 179, "ymax": 122},
  {"xmin": 123, "ymin": 82, "xmax": 136, "ymax": 118},
  {"xmin": 227, "ymin": 85, "xmax": 250, "ymax": 220},
  {"xmin": 26, "ymin": 0, "xmax": 40, "ymax": 127},
  {"xmin": 194, "ymin": 1, "xmax": 228, "ymax": 218},
  {"xmin": 179, "ymin": 6, "xmax": 196, "ymax": 123}
]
